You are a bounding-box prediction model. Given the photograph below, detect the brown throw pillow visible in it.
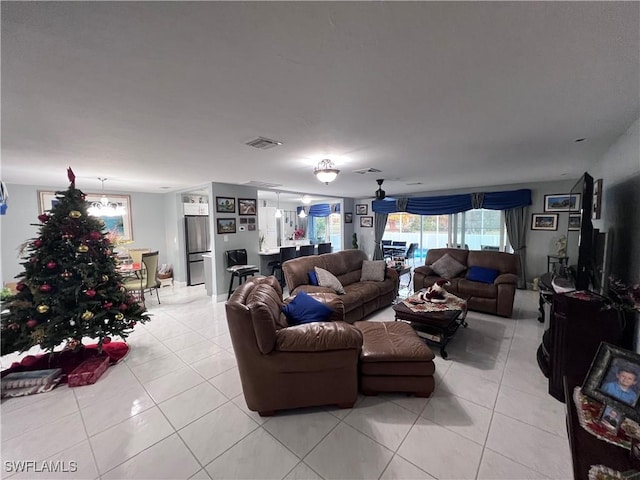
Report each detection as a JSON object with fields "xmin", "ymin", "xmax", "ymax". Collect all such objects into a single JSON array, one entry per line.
[
  {"xmin": 360, "ymin": 260, "xmax": 386, "ymax": 282},
  {"xmin": 314, "ymin": 267, "xmax": 346, "ymax": 295},
  {"xmin": 431, "ymin": 253, "xmax": 466, "ymax": 279}
]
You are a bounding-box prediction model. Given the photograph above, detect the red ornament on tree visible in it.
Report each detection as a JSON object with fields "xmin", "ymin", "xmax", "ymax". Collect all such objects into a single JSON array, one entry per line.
[
  {"xmin": 33, "ymin": 239, "xmax": 43, "ymax": 248},
  {"xmin": 39, "ymin": 284, "xmax": 53, "ymax": 293},
  {"xmin": 103, "ymin": 302, "xmax": 113, "ymax": 310},
  {"xmin": 26, "ymin": 319, "xmax": 38, "ymax": 328},
  {"xmin": 38, "ymin": 214, "xmax": 49, "ymax": 223},
  {"xmin": 8, "ymin": 323, "xmax": 19, "ymax": 330},
  {"xmin": 89, "ymin": 231, "xmax": 102, "ymax": 241},
  {"xmin": 85, "ymin": 289, "xmax": 97, "ymax": 298},
  {"xmin": 16, "ymin": 282, "xmax": 27, "ymax": 291},
  {"xmin": 46, "ymin": 261, "xmax": 57, "ymax": 269},
  {"xmin": 102, "ymin": 337, "xmax": 112, "ymax": 344},
  {"xmin": 119, "ymin": 303, "xmax": 128, "ymax": 311}
]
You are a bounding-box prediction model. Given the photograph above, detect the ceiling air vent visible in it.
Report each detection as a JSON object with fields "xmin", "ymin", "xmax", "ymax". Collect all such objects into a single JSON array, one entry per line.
[
  {"xmin": 353, "ymin": 167, "xmax": 382, "ymax": 175},
  {"xmin": 244, "ymin": 137, "xmax": 283, "ymax": 150},
  {"xmin": 242, "ymin": 181, "xmax": 283, "ymax": 189}
]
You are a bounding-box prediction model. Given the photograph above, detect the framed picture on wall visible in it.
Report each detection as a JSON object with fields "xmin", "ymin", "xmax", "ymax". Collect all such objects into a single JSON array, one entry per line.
[
  {"xmin": 238, "ymin": 198, "xmax": 257, "ymax": 215},
  {"xmin": 216, "ymin": 197, "xmax": 235, "ymax": 213},
  {"xmin": 544, "ymin": 193, "xmax": 581, "ymax": 212},
  {"xmin": 568, "ymin": 214, "xmax": 581, "ymax": 231},
  {"xmin": 345, "ymin": 213, "xmax": 353, "ymax": 223},
  {"xmin": 356, "ymin": 204, "xmax": 368, "ymax": 215},
  {"xmin": 38, "ymin": 191, "xmax": 134, "ymax": 241},
  {"xmin": 360, "ymin": 216, "xmax": 373, "ymax": 227},
  {"xmin": 531, "ymin": 213, "xmax": 558, "ymax": 231},
  {"xmin": 216, "ymin": 218, "xmax": 236, "ymax": 234}
]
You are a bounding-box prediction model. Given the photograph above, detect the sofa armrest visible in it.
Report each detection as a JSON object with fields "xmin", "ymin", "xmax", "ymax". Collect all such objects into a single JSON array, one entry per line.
[
  {"xmin": 414, "ymin": 265, "xmax": 435, "ymax": 277},
  {"xmin": 495, "ymin": 273, "xmax": 518, "ymax": 285},
  {"xmin": 385, "ymin": 267, "xmax": 400, "ymax": 282},
  {"xmin": 276, "ymin": 322, "xmax": 363, "ymax": 352}
]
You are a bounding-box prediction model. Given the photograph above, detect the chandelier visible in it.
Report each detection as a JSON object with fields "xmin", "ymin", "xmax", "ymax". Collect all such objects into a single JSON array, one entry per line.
[
  {"xmin": 274, "ymin": 191, "xmax": 282, "ymax": 218},
  {"xmin": 87, "ymin": 178, "xmax": 126, "ymax": 217},
  {"xmin": 314, "ymin": 159, "xmax": 340, "ymax": 184}
]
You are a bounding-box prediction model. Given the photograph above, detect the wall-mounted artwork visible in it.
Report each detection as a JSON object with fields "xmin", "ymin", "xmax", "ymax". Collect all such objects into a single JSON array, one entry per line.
[
  {"xmin": 216, "ymin": 197, "xmax": 235, "ymax": 213},
  {"xmin": 39, "ymin": 191, "xmax": 133, "ymax": 241},
  {"xmin": 593, "ymin": 178, "xmax": 603, "ymax": 220},
  {"xmin": 216, "ymin": 218, "xmax": 236, "ymax": 234},
  {"xmin": 238, "ymin": 198, "xmax": 257, "ymax": 215},
  {"xmin": 360, "ymin": 216, "xmax": 373, "ymax": 227},
  {"xmin": 356, "ymin": 204, "xmax": 368, "ymax": 215},
  {"xmin": 544, "ymin": 194, "xmax": 581, "ymax": 212},
  {"xmin": 345, "ymin": 213, "xmax": 353, "ymax": 223},
  {"xmin": 568, "ymin": 214, "xmax": 582, "ymax": 231},
  {"xmin": 531, "ymin": 213, "xmax": 558, "ymax": 231}
]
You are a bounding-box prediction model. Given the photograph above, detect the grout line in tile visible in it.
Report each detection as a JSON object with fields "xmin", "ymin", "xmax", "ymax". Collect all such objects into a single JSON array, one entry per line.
[{"xmin": 72, "ymin": 387, "xmax": 102, "ymax": 479}]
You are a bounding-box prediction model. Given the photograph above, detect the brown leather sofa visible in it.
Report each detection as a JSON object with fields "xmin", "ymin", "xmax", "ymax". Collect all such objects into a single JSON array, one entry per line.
[
  {"xmin": 282, "ymin": 250, "xmax": 399, "ymax": 323},
  {"xmin": 413, "ymin": 248, "xmax": 519, "ymax": 317},
  {"xmin": 225, "ymin": 276, "xmax": 363, "ymax": 416}
]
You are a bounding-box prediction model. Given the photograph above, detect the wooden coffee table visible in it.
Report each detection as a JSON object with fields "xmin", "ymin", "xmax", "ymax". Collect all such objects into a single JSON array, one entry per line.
[{"xmin": 392, "ymin": 293, "xmax": 468, "ymax": 359}]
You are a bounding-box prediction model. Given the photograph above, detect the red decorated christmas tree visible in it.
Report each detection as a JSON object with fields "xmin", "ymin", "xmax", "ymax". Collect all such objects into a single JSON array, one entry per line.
[{"xmin": 1, "ymin": 168, "xmax": 150, "ymax": 355}]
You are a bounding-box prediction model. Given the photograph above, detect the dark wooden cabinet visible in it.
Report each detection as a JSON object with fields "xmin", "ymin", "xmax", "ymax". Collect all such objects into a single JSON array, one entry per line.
[
  {"xmin": 541, "ymin": 291, "xmax": 623, "ymax": 402},
  {"xmin": 564, "ymin": 376, "xmax": 633, "ymax": 478}
]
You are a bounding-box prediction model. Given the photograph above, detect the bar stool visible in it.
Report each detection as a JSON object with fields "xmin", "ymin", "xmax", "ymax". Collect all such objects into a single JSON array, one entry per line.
[
  {"xmin": 225, "ymin": 249, "xmax": 259, "ymax": 299},
  {"xmin": 317, "ymin": 243, "xmax": 332, "ymax": 254},
  {"xmin": 299, "ymin": 245, "xmax": 315, "ymax": 257},
  {"xmin": 271, "ymin": 246, "xmax": 297, "ymax": 285}
]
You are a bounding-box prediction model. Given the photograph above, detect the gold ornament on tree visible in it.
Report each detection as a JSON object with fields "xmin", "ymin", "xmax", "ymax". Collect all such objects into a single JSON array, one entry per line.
[
  {"xmin": 102, "ymin": 274, "xmax": 109, "ymax": 282},
  {"xmin": 36, "ymin": 304, "xmax": 50, "ymax": 314},
  {"xmin": 81, "ymin": 310, "xmax": 94, "ymax": 321},
  {"xmin": 30, "ymin": 328, "xmax": 46, "ymax": 344},
  {"xmin": 115, "ymin": 313, "xmax": 124, "ymax": 320},
  {"xmin": 77, "ymin": 244, "xmax": 89, "ymax": 253},
  {"xmin": 69, "ymin": 210, "xmax": 82, "ymax": 219}
]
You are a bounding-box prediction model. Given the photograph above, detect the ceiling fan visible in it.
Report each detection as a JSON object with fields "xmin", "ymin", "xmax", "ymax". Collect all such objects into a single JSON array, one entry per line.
[{"xmin": 375, "ymin": 179, "xmax": 386, "ymax": 200}]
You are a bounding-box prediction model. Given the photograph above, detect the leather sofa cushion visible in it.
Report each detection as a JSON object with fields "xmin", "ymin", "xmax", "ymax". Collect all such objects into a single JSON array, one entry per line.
[
  {"xmin": 355, "ymin": 321, "xmax": 435, "ymax": 363},
  {"xmin": 276, "ymin": 322, "xmax": 363, "ymax": 352},
  {"xmin": 458, "ymin": 279, "xmax": 498, "ymax": 298}
]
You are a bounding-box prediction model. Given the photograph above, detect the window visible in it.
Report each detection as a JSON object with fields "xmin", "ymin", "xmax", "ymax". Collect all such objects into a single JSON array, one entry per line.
[
  {"xmin": 383, "ymin": 209, "xmax": 510, "ymax": 261},
  {"xmin": 309, "ymin": 214, "xmax": 342, "ymax": 250}
]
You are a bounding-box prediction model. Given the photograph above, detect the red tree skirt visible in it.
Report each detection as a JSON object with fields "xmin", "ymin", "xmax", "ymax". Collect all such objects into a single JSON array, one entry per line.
[{"xmin": 1, "ymin": 342, "xmax": 129, "ymax": 384}]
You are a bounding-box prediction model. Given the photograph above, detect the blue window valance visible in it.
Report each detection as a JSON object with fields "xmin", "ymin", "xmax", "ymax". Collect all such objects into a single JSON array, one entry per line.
[
  {"xmin": 297, "ymin": 203, "xmax": 341, "ymax": 217},
  {"xmin": 372, "ymin": 189, "xmax": 531, "ymax": 215}
]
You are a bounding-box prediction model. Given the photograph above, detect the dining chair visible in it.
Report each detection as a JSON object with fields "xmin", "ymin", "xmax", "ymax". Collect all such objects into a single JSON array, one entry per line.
[
  {"xmin": 122, "ymin": 251, "xmax": 161, "ymax": 305},
  {"xmin": 225, "ymin": 249, "xmax": 259, "ymax": 299},
  {"xmin": 127, "ymin": 248, "xmax": 151, "ymax": 267},
  {"xmin": 317, "ymin": 243, "xmax": 332, "ymax": 254},
  {"xmin": 270, "ymin": 246, "xmax": 298, "ymax": 285},
  {"xmin": 298, "ymin": 245, "xmax": 315, "ymax": 257},
  {"xmin": 405, "ymin": 243, "xmax": 418, "ymax": 267}
]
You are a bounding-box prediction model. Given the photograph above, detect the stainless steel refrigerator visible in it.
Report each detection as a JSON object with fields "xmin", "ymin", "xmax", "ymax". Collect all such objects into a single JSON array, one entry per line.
[{"xmin": 185, "ymin": 216, "xmax": 211, "ymax": 286}]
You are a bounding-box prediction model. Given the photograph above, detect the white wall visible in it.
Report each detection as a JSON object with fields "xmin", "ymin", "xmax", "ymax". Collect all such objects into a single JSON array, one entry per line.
[{"xmin": 1, "ymin": 184, "xmax": 168, "ymax": 284}]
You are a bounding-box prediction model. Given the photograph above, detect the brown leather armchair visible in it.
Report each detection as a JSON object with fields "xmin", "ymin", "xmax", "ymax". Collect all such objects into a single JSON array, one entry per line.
[{"xmin": 225, "ymin": 276, "xmax": 363, "ymax": 416}]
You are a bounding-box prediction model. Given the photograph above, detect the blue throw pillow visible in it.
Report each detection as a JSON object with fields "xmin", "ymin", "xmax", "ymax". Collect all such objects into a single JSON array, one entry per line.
[
  {"xmin": 467, "ymin": 266, "xmax": 500, "ymax": 284},
  {"xmin": 282, "ymin": 291, "xmax": 333, "ymax": 325},
  {"xmin": 308, "ymin": 270, "xmax": 319, "ymax": 286}
]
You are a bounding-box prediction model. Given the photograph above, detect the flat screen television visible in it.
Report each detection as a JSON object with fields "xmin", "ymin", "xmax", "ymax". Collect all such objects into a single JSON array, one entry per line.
[{"xmin": 566, "ymin": 172, "xmax": 594, "ymax": 291}]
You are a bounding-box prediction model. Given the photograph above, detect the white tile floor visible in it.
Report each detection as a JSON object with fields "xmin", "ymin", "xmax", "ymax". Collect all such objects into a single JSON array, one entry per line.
[{"xmin": 1, "ymin": 285, "xmax": 573, "ymax": 480}]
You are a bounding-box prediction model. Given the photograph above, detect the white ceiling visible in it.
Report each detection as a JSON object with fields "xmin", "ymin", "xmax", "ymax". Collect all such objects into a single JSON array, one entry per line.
[{"xmin": 2, "ymin": 2, "xmax": 638, "ymax": 198}]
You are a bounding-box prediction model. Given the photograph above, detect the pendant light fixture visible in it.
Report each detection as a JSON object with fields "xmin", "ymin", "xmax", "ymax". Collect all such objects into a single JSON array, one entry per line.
[
  {"xmin": 314, "ymin": 159, "xmax": 340, "ymax": 184},
  {"xmin": 87, "ymin": 178, "xmax": 126, "ymax": 217},
  {"xmin": 274, "ymin": 191, "xmax": 282, "ymax": 218}
]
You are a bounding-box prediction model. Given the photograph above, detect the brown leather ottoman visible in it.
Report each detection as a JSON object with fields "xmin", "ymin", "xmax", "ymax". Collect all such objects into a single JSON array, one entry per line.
[{"xmin": 353, "ymin": 321, "xmax": 435, "ymax": 397}]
